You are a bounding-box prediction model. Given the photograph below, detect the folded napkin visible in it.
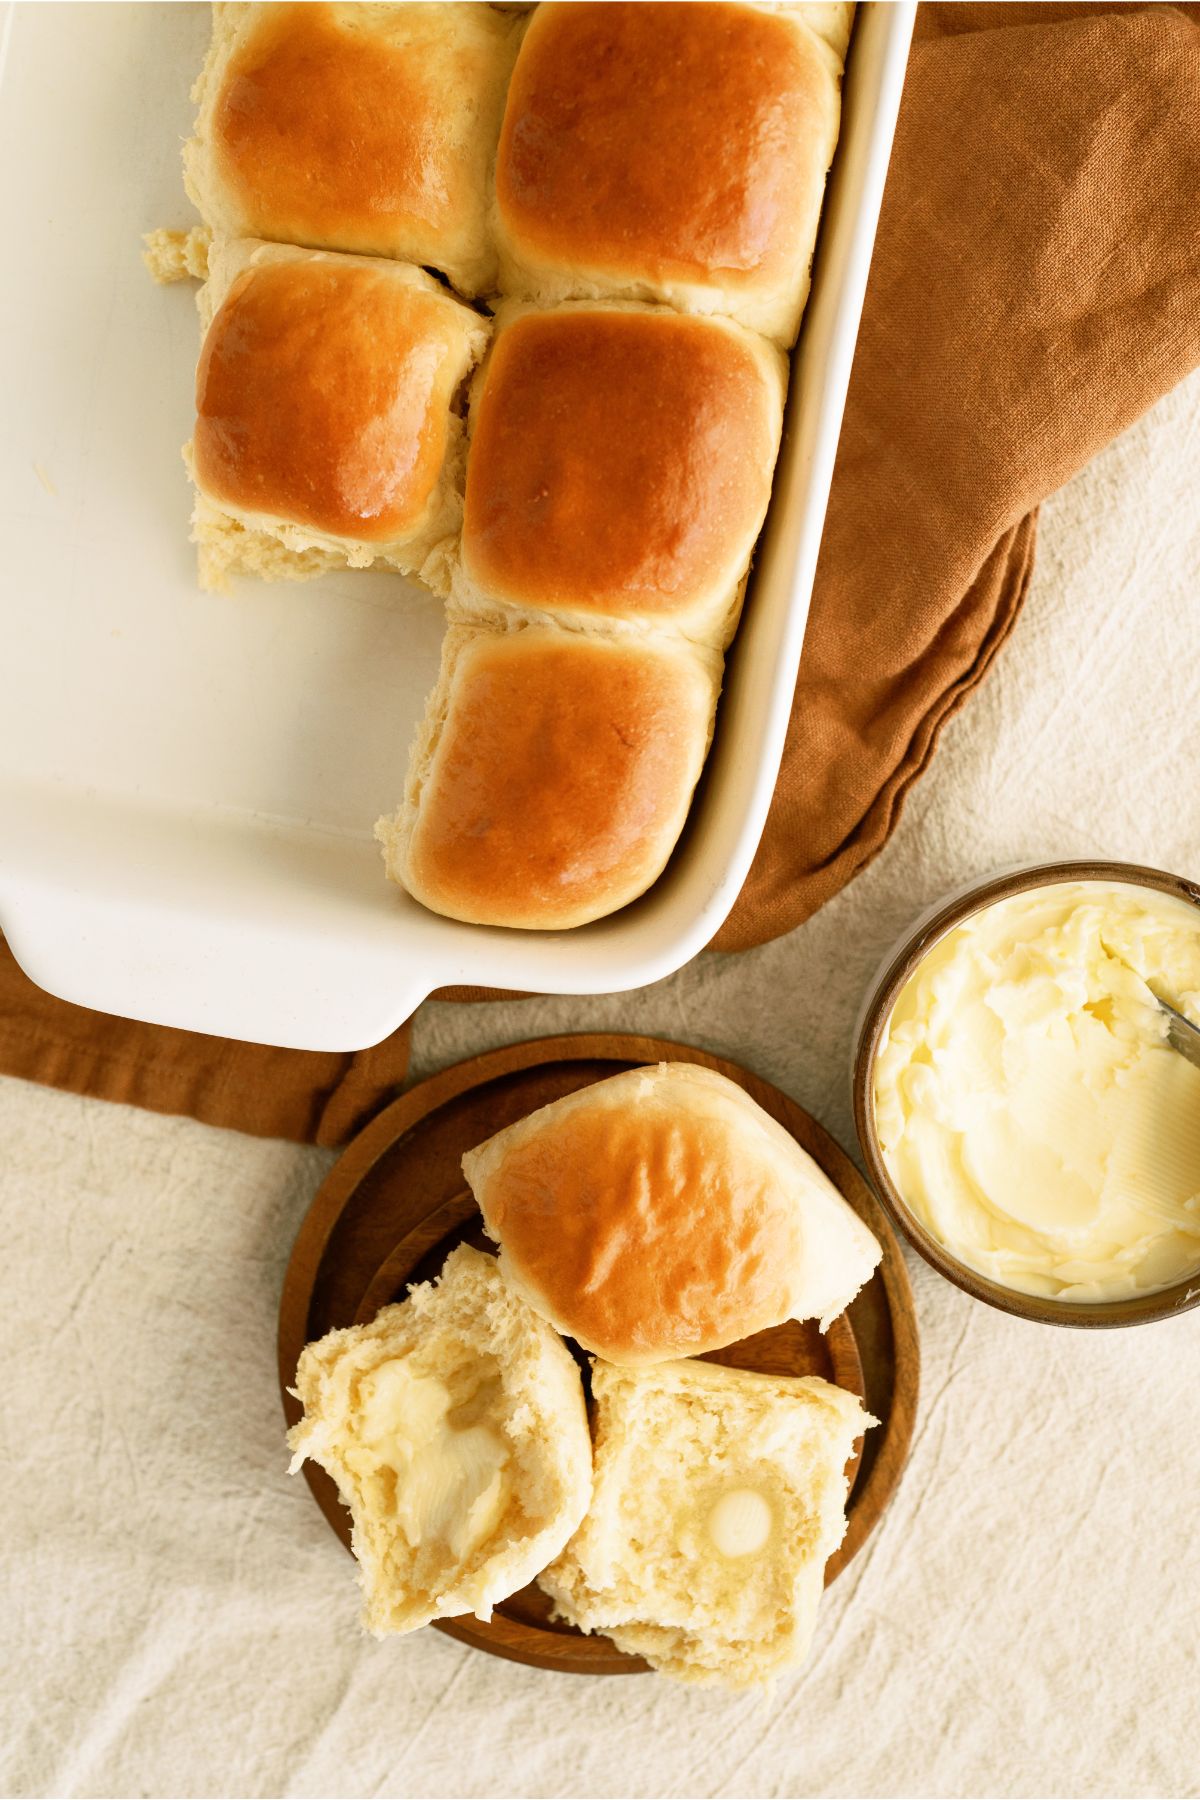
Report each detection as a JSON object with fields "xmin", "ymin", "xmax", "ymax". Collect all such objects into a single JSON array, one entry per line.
[
  {"xmin": 715, "ymin": 0, "xmax": 1200, "ymax": 949},
  {"xmin": 2, "ymin": 2, "xmax": 1196, "ymax": 1135}
]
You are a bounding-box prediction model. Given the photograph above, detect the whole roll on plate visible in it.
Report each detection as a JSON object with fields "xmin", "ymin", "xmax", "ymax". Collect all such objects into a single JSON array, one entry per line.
[{"xmin": 462, "ymin": 1062, "xmax": 882, "ymax": 1364}]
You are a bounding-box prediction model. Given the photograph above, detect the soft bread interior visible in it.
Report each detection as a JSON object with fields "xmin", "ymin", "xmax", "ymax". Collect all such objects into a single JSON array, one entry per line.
[
  {"xmin": 287, "ymin": 1244, "xmax": 592, "ymax": 1636},
  {"xmin": 142, "ymin": 225, "xmax": 211, "ymax": 285},
  {"xmin": 540, "ymin": 1357, "xmax": 874, "ymax": 1690}
]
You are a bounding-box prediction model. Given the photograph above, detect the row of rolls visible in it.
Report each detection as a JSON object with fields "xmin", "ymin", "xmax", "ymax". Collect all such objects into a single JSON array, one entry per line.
[{"xmin": 153, "ymin": 1, "xmax": 853, "ymax": 928}]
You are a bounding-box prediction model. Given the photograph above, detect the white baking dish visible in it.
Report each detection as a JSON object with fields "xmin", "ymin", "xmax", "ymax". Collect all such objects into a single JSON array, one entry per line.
[{"xmin": 0, "ymin": 1, "xmax": 915, "ymax": 1052}]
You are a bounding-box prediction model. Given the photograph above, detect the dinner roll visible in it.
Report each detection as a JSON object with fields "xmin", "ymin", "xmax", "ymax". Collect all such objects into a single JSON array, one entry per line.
[
  {"xmin": 541, "ymin": 1358, "xmax": 873, "ymax": 1689},
  {"xmin": 462, "ymin": 1063, "xmax": 882, "ymax": 1362},
  {"xmin": 376, "ymin": 624, "xmax": 722, "ymax": 930},
  {"xmin": 445, "ymin": 302, "xmax": 787, "ymax": 650},
  {"xmin": 493, "ymin": 2, "xmax": 850, "ymax": 345},
  {"xmin": 184, "ymin": 1, "xmax": 520, "ymax": 295},
  {"xmin": 188, "ymin": 240, "xmax": 488, "ymax": 591},
  {"xmin": 287, "ymin": 1245, "xmax": 592, "ymax": 1636}
]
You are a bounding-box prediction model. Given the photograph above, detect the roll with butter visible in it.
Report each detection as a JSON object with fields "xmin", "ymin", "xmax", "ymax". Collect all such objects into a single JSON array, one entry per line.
[
  {"xmin": 287, "ymin": 1244, "xmax": 592, "ymax": 1635},
  {"xmin": 541, "ymin": 1357, "xmax": 874, "ymax": 1689}
]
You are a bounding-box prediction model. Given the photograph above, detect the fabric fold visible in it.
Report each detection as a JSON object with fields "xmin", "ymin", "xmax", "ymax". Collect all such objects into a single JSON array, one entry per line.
[{"xmin": 716, "ymin": 1, "xmax": 1200, "ymax": 948}]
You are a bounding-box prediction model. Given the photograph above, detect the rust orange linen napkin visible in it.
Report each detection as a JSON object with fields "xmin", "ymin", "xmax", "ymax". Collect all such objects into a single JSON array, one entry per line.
[
  {"xmin": 1, "ymin": 3, "xmax": 1198, "ymax": 1136},
  {"xmin": 716, "ymin": 0, "xmax": 1200, "ymax": 949},
  {"xmin": 0, "ymin": 937, "xmax": 410, "ymax": 1146}
]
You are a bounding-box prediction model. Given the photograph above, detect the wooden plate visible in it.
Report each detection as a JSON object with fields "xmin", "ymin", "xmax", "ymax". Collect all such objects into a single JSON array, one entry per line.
[{"xmin": 278, "ymin": 1034, "xmax": 920, "ymax": 1676}]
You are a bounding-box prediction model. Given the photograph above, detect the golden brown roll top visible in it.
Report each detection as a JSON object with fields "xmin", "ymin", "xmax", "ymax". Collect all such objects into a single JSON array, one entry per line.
[
  {"xmin": 461, "ymin": 1063, "xmax": 883, "ymax": 1363},
  {"xmin": 450, "ymin": 303, "xmax": 786, "ymax": 649},
  {"xmin": 376, "ymin": 625, "xmax": 721, "ymax": 931},
  {"xmin": 185, "ymin": 2, "xmax": 520, "ymax": 295},
  {"xmin": 189, "ymin": 241, "xmax": 488, "ymax": 589},
  {"xmin": 172, "ymin": 4, "xmax": 846, "ymax": 927},
  {"xmin": 379, "ymin": 298, "xmax": 784, "ymax": 926},
  {"xmin": 493, "ymin": 1, "xmax": 849, "ymax": 345}
]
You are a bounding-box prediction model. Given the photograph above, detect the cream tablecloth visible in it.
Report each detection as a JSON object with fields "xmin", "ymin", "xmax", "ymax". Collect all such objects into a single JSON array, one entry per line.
[{"xmin": 3, "ymin": 371, "xmax": 1199, "ymax": 1800}]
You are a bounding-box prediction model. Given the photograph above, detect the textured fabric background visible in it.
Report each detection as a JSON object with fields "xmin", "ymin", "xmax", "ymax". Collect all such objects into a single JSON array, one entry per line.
[
  {"xmin": 0, "ymin": 952, "xmax": 412, "ymax": 1145},
  {"xmin": 3, "ymin": 371, "xmax": 1199, "ymax": 1798},
  {"xmin": 716, "ymin": 0, "xmax": 1200, "ymax": 946}
]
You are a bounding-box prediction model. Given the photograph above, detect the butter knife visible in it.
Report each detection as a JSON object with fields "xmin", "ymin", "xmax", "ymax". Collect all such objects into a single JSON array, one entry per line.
[{"xmin": 1158, "ymin": 998, "xmax": 1200, "ymax": 1073}]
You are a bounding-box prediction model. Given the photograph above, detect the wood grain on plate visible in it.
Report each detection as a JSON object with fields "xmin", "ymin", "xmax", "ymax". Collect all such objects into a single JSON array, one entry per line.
[{"xmin": 277, "ymin": 1034, "xmax": 920, "ymax": 1675}]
